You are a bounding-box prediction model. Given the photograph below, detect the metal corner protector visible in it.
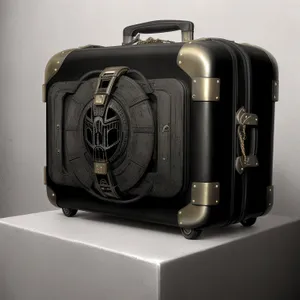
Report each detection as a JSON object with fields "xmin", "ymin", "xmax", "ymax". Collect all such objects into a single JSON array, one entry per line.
[
  {"xmin": 46, "ymin": 186, "xmax": 58, "ymax": 207},
  {"xmin": 177, "ymin": 41, "xmax": 220, "ymax": 101},
  {"xmin": 44, "ymin": 48, "xmax": 76, "ymax": 84}
]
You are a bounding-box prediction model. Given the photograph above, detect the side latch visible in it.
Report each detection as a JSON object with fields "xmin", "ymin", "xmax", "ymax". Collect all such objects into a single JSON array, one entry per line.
[{"xmin": 236, "ymin": 107, "xmax": 259, "ymax": 174}]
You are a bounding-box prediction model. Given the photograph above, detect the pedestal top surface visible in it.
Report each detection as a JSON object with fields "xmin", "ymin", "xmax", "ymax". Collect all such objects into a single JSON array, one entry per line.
[{"xmin": 0, "ymin": 210, "xmax": 295, "ymax": 264}]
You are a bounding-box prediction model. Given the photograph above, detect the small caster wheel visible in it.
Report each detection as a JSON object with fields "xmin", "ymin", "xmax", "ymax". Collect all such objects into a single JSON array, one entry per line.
[
  {"xmin": 180, "ymin": 228, "xmax": 202, "ymax": 240},
  {"xmin": 62, "ymin": 208, "xmax": 78, "ymax": 217},
  {"xmin": 241, "ymin": 217, "xmax": 257, "ymax": 227}
]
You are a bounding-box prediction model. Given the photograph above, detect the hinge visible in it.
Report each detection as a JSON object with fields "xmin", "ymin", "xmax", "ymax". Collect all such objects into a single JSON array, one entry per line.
[
  {"xmin": 191, "ymin": 182, "xmax": 220, "ymax": 205},
  {"xmin": 272, "ymin": 80, "xmax": 279, "ymax": 102}
]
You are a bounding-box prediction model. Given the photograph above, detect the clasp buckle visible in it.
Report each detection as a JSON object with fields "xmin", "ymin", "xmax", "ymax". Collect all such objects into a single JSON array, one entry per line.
[{"xmin": 93, "ymin": 67, "xmax": 129, "ymax": 106}]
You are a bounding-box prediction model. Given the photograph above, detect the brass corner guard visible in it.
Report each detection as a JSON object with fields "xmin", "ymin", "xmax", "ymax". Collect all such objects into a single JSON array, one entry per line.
[{"xmin": 177, "ymin": 41, "xmax": 220, "ymax": 101}]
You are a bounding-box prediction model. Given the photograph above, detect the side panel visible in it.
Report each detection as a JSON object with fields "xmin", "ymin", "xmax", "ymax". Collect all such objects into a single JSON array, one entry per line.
[
  {"xmin": 178, "ymin": 41, "xmax": 237, "ymax": 228},
  {"xmin": 241, "ymin": 45, "xmax": 278, "ymax": 218}
]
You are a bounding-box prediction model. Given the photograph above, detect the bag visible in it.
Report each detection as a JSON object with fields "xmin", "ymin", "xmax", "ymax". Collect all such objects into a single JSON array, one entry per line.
[{"xmin": 43, "ymin": 20, "xmax": 278, "ymax": 239}]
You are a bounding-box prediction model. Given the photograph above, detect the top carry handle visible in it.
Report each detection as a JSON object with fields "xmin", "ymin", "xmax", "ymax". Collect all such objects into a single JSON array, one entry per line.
[{"xmin": 123, "ymin": 20, "xmax": 194, "ymax": 44}]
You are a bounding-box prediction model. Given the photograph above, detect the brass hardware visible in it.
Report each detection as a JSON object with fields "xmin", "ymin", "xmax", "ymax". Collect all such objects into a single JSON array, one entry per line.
[
  {"xmin": 177, "ymin": 42, "xmax": 215, "ymax": 78},
  {"xmin": 191, "ymin": 182, "xmax": 220, "ymax": 206},
  {"xmin": 94, "ymin": 94, "xmax": 106, "ymax": 105},
  {"xmin": 94, "ymin": 162, "xmax": 108, "ymax": 175},
  {"xmin": 178, "ymin": 204, "xmax": 210, "ymax": 228},
  {"xmin": 44, "ymin": 48, "xmax": 75, "ymax": 84},
  {"xmin": 94, "ymin": 66, "xmax": 129, "ymax": 106},
  {"xmin": 272, "ymin": 80, "xmax": 279, "ymax": 102},
  {"xmin": 177, "ymin": 42, "xmax": 220, "ymax": 101},
  {"xmin": 192, "ymin": 77, "xmax": 220, "ymax": 101},
  {"xmin": 236, "ymin": 107, "xmax": 258, "ymax": 126},
  {"xmin": 46, "ymin": 186, "xmax": 58, "ymax": 207},
  {"xmin": 235, "ymin": 155, "xmax": 259, "ymax": 174}
]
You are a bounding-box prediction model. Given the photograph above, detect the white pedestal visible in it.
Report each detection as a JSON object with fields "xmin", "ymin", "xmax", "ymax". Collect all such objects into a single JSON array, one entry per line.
[{"xmin": 1, "ymin": 211, "xmax": 300, "ymax": 300}]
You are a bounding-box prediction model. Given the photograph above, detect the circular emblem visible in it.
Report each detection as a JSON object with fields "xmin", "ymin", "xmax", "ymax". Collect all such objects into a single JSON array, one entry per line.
[{"xmin": 83, "ymin": 99, "xmax": 129, "ymax": 163}]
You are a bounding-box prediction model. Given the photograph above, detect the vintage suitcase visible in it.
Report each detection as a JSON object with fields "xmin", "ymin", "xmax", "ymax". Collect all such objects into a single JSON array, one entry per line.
[{"xmin": 43, "ymin": 20, "xmax": 278, "ymax": 239}]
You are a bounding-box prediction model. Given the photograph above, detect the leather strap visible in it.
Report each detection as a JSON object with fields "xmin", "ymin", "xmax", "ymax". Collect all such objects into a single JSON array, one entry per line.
[{"xmin": 92, "ymin": 66, "xmax": 129, "ymax": 198}]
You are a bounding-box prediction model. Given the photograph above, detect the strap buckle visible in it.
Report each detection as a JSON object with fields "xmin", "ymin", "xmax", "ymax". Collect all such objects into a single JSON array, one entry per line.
[{"xmin": 94, "ymin": 66, "xmax": 129, "ymax": 106}]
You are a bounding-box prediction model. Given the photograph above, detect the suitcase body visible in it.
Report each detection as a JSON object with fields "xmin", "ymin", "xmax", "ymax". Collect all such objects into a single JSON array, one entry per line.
[{"xmin": 44, "ymin": 20, "xmax": 278, "ymax": 239}]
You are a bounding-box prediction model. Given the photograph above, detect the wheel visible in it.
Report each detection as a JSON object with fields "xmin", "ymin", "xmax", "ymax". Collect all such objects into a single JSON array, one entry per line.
[
  {"xmin": 62, "ymin": 208, "xmax": 78, "ymax": 217},
  {"xmin": 180, "ymin": 228, "xmax": 202, "ymax": 240},
  {"xmin": 241, "ymin": 217, "xmax": 257, "ymax": 227}
]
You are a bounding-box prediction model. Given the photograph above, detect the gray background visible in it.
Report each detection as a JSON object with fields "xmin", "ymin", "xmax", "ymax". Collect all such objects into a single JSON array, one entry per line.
[{"xmin": 0, "ymin": 0, "xmax": 299, "ymax": 218}]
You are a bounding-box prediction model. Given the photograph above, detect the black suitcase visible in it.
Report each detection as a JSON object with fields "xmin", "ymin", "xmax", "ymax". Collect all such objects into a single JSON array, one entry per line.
[{"xmin": 44, "ymin": 20, "xmax": 278, "ymax": 239}]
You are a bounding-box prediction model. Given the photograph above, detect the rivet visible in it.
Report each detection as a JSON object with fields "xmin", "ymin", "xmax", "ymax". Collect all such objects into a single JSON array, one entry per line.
[
  {"xmin": 215, "ymin": 184, "xmax": 219, "ymax": 188},
  {"xmin": 217, "ymin": 80, "xmax": 220, "ymax": 83},
  {"xmin": 56, "ymin": 124, "xmax": 60, "ymax": 129},
  {"xmin": 193, "ymin": 184, "xmax": 197, "ymax": 188},
  {"xmin": 179, "ymin": 60, "xmax": 182, "ymax": 64},
  {"xmin": 54, "ymin": 68, "xmax": 57, "ymax": 72},
  {"xmin": 269, "ymin": 202, "xmax": 271, "ymax": 206},
  {"xmin": 274, "ymin": 95, "xmax": 276, "ymax": 99},
  {"xmin": 192, "ymin": 200, "xmax": 195, "ymax": 203},
  {"xmin": 180, "ymin": 53, "xmax": 183, "ymax": 56},
  {"xmin": 57, "ymin": 61, "xmax": 60, "ymax": 64},
  {"xmin": 192, "ymin": 94, "xmax": 196, "ymax": 99},
  {"xmin": 162, "ymin": 125, "xmax": 170, "ymax": 132},
  {"xmin": 275, "ymin": 82, "xmax": 277, "ymax": 86},
  {"xmin": 180, "ymin": 222, "xmax": 183, "ymax": 225},
  {"xmin": 163, "ymin": 157, "xmax": 166, "ymax": 161},
  {"xmin": 255, "ymin": 118, "xmax": 258, "ymax": 121},
  {"xmin": 62, "ymin": 51, "xmax": 65, "ymax": 54},
  {"xmin": 256, "ymin": 163, "xmax": 258, "ymax": 166},
  {"xmin": 189, "ymin": 41, "xmax": 192, "ymax": 44},
  {"xmin": 179, "ymin": 211, "xmax": 182, "ymax": 215},
  {"xmin": 241, "ymin": 167, "xmax": 244, "ymax": 171},
  {"xmin": 52, "ymin": 193, "xmax": 55, "ymax": 197},
  {"xmin": 57, "ymin": 149, "xmax": 60, "ymax": 153},
  {"xmin": 269, "ymin": 188, "xmax": 272, "ymax": 191},
  {"xmin": 216, "ymin": 200, "xmax": 219, "ymax": 203},
  {"xmin": 216, "ymin": 96, "xmax": 219, "ymax": 100}
]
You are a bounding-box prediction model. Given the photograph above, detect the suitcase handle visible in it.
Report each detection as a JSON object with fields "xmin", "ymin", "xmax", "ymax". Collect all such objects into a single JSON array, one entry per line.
[
  {"xmin": 123, "ymin": 20, "xmax": 194, "ymax": 44},
  {"xmin": 236, "ymin": 108, "xmax": 259, "ymax": 174}
]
